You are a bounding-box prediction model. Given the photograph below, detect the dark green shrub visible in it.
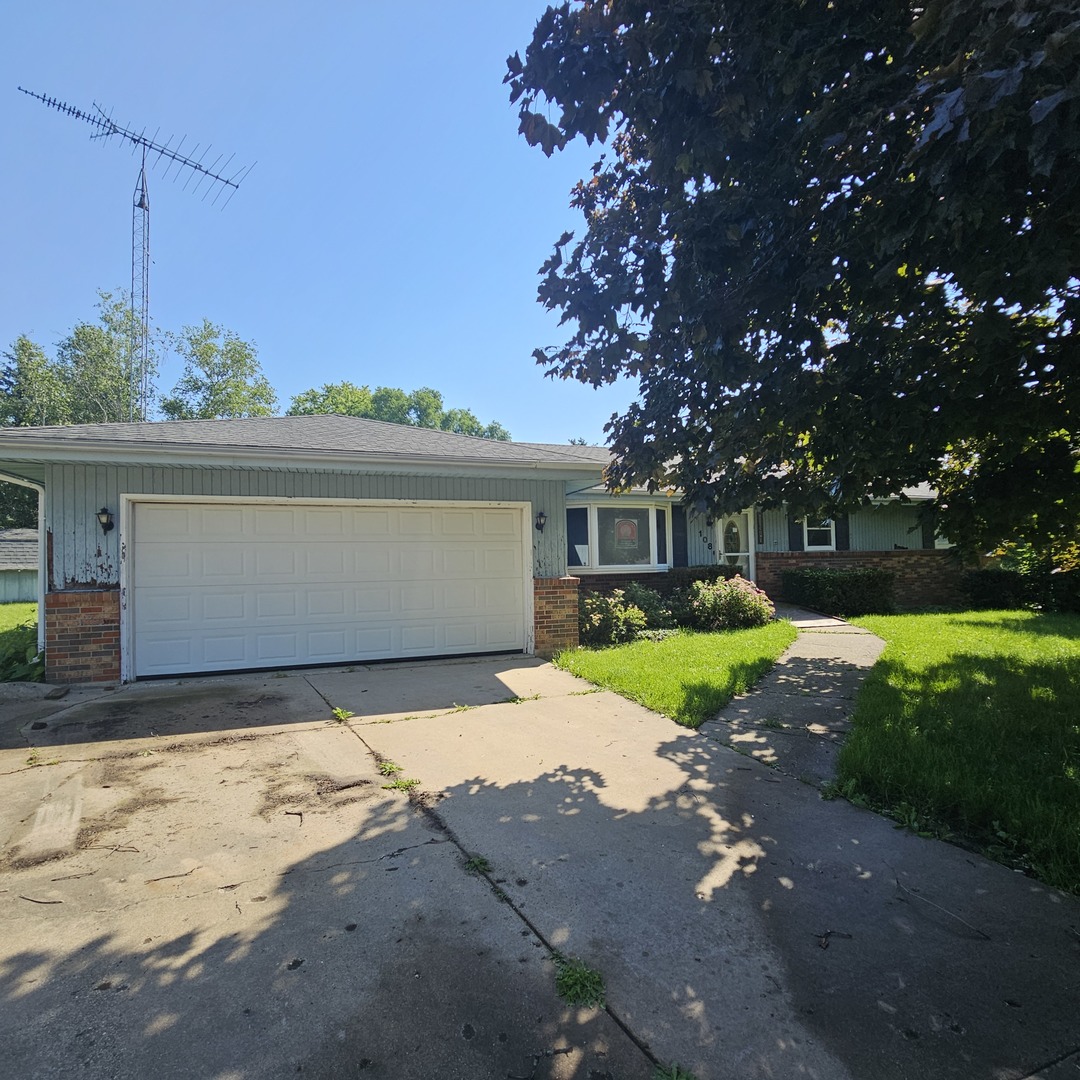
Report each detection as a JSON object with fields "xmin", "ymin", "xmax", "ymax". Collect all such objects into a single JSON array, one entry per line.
[
  {"xmin": 1047, "ymin": 571, "xmax": 1080, "ymax": 613},
  {"xmin": 962, "ymin": 569, "xmax": 1038, "ymax": 610},
  {"xmin": 579, "ymin": 589, "xmax": 648, "ymax": 646},
  {"xmin": 683, "ymin": 576, "xmax": 775, "ymax": 630},
  {"xmin": 621, "ymin": 582, "xmax": 675, "ymax": 629},
  {"xmin": 0, "ymin": 622, "xmax": 44, "ymax": 682},
  {"xmin": 782, "ymin": 568, "xmax": 895, "ymax": 616}
]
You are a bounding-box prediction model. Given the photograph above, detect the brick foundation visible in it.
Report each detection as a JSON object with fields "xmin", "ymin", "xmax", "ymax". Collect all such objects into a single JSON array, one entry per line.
[
  {"xmin": 533, "ymin": 576, "xmax": 579, "ymax": 657},
  {"xmin": 755, "ymin": 550, "xmax": 967, "ymax": 611},
  {"xmin": 45, "ymin": 588, "xmax": 121, "ymax": 683}
]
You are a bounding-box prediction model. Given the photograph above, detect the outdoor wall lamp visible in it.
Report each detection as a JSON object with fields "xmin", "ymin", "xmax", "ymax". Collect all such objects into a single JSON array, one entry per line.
[
  {"xmin": 534, "ymin": 510, "xmax": 547, "ymax": 533},
  {"xmin": 96, "ymin": 507, "xmax": 115, "ymax": 534}
]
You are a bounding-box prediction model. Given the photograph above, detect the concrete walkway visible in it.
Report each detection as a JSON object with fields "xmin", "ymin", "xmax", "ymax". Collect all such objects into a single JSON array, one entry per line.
[{"xmin": 700, "ymin": 604, "xmax": 886, "ymax": 786}]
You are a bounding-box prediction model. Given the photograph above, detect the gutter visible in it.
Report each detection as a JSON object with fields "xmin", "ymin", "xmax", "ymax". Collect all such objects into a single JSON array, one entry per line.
[
  {"xmin": 0, "ymin": 441, "xmax": 605, "ymax": 478},
  {"xmin": 0, "ymin": 470, "xmax": 46, "ymax": 652}
]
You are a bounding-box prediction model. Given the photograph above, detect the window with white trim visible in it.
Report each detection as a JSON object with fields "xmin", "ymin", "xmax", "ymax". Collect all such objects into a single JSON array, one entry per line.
[
  {"xmin": 566, "ymin": 503, "xmax": 673, "ymax": 571},
  {"xmin": 803, "ymin": 517, "xmax": 836, "ymax": 551}
]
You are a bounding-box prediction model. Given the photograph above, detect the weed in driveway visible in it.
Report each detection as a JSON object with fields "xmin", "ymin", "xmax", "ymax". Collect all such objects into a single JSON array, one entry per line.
[
  {"xmin": 552, "ymin": 952, "xmax": 606, "ymax": 1009},
  {"xmin": 654, "ymin": 1066, "xmax": 698, "ymax": 1080},
  {"xmin": 463, "ymin": 854, "xmax": 491, "ymax": 874},
  {"xmin": 330, "ymin": 707, "xmax": 353, "ymax": 722},
  {"xmin": 381, "ymin": 777, "xmax": 420, "ymax": 792},
  {"xmin": 377, "ymin": 760, "xmax": 402, "ymax": 776},
  {"xmin": 500, "ymin": 694, "xmax": 541, "ymax": 704}
]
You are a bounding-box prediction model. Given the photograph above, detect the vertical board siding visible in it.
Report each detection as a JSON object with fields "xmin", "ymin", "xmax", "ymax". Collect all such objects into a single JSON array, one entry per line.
[
  {"xmin": 46, "ymin": 465, "xmax": 570, "ymax": 586},
  {"xmin": 849, "ymin": 503, "xmax": 927, "ymax": 551},
  {"xmin": 686, "ymin": 511, "xmax": 718, "ymax": 566},
  {"xmin": 0, "ymin": 571, "xmax": 37, "ymax": 602}
]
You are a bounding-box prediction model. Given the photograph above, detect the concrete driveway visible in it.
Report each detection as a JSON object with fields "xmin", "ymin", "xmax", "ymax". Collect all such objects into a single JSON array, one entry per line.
[{"xmin": 1, "ymin": 657, "xmax": 1078, "ymax": 1080}]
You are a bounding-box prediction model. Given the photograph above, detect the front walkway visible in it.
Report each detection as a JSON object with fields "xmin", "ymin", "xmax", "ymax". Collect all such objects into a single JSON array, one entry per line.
[{"xmin": 700, "ymin": 604, "xmax": 885, "ymax": 785}]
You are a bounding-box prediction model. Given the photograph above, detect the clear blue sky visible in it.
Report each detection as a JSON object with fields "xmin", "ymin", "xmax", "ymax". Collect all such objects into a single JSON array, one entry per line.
[{"xmin": 1, "ymin": 2, "xmax": 638, "ymax": 444}]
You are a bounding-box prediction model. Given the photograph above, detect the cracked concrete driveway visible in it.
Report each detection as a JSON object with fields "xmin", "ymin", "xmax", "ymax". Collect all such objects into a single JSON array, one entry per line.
[{"xmin": 1, "ymin": 656, "xmax": 1078, "ymax": 1080}]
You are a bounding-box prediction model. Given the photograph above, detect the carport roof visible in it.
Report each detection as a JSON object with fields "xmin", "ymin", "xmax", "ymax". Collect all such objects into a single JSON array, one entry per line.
[{"xmin": 0, "ymin": 414, "xmax": 610, "ymax": 475}]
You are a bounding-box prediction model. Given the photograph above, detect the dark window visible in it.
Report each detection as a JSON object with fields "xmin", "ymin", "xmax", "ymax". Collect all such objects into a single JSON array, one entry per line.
[
  {"xmin": 656, "ymin": 509, "xmax": 667, "ymax": 564},
  {"xmin": 567, "ymin": 507, "xmax": 588, "ymax": 567}
]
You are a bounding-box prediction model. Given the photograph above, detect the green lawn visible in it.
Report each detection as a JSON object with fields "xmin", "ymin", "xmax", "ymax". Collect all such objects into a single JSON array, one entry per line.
[
  {"xmin": 555, "ymin": 622, "xmax": 798, "ymax": 728},
  {"xmin": 0, "ymin": 601, "xmax": 42, "ymax": 681},
  {"xmin": 0, "ymin": 601, "xmax": 36, "ymax": 632},
  {"xmin": 841, "ymin": 610, "xmax": 1080, "ymax": 894}
]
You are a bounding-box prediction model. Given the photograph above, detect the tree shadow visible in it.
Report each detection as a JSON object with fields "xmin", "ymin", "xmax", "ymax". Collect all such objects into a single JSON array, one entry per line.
[
  {"xmin": 842, "ymin": 647, "xmax": 1080, "ymax": 889},
  {"xmin": 2, "ymin": 701, "xmax": 1078, "ymax": 1080}
]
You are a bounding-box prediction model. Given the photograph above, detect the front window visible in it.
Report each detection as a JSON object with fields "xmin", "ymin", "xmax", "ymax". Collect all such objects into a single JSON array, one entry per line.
[
  {"xmin": 566, "ymin": 503, "xmax": 672, "ymax": 571},
  {"xmin": 804, "ymin": 518, "xmax": 835, "ymax": 551},
  {"xmin": 597, "ymin": 507, "xmax": 652, "ymax": 566}
]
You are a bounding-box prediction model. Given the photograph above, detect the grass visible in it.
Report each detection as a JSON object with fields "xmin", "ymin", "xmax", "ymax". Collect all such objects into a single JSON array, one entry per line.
[
  {"xmin": 841, "ymin": 610, "xmax": 1080, "ymax": 894},
  {"xmin": 0, "ymin": 601, "xmax": 42, "ymax": 682},
  {"xmin": 552, "ymin": 953, "xmax": 606, "ymax": 1009},
  {"xmin": 555, "ymin": 623, "xmax": 797, "ymax": 728},
  {"xmin": 0, "ymin": 601, "xmax": 36, "ymax": 633}
]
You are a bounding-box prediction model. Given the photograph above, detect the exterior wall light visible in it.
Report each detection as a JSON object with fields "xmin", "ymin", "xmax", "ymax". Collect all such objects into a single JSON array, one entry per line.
[
  {"xmin": 97, "ymin": 507, "xmax": 115, "ymax": 534},
  {"xmin": 534, "ymin": 510, "xmax": 548, "ymax": 533}
]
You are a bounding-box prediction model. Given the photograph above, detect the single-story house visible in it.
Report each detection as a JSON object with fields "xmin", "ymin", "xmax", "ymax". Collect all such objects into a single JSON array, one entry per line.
[
  {"xmin": 0, "ymin": 528, "xmax": 39, "ymax": 603},
  {"xmin": 0, "ymin": 415, "xmax": 959, "ymax": 683}
]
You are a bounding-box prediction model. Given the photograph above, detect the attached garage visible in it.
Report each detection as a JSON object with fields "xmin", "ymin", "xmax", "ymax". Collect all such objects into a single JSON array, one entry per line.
[
  {"xmin": 0, "ymin": 415, "xmax": 604, "ymax": 683},
  {"xmin": 131, "ymin": 499, "xmax": 528, "ymax": 677}
]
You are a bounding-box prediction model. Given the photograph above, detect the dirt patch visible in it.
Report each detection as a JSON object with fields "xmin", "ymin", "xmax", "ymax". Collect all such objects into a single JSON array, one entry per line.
[{"xmin": 256, "ymin": 772, "xmax": 375, "ymax": 819}]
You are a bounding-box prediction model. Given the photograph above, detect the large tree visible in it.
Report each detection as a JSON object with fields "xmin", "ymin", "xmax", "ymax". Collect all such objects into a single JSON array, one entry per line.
[
  {"xmin": 287, "ymin": 382, "xmax": 511, "ymax": 440},
  {"xmin": 508, "ymin": 1, "xmax": 1080, "ymax": 549},
  {"xmin": 160, "ymin": 320, "xmax": 277, "ymax": 420}
]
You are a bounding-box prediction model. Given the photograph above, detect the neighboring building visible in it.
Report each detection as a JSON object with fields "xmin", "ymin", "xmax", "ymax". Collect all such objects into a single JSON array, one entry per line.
[
  {"xmin": 0, "ymin": 528, "xmax": 38, "ymax": 603},
  {"xmin": 0, "ymin": 416, "xmax": 959, "ymax": 684}
]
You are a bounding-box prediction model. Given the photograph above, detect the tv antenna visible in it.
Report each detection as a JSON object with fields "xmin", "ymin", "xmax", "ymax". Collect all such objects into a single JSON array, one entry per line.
[{"xmin": 18, "ymin": 87, "xmax": 254, "ymax": 421}]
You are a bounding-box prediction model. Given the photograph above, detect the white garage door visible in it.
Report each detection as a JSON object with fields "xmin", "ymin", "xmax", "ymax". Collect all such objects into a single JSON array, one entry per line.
[{"xmin": 132, "ymin": 501, "xmax": 527, "ymax": 677}]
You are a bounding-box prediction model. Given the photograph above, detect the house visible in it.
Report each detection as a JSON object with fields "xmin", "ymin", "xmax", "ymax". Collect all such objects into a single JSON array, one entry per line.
[
  {"xmin": 0, "ymin": 528, "xmax": 39, "ymax": 603},
  {"xmin": 0, "ymin": 415, "xmax": 960, "ymax": 684}
]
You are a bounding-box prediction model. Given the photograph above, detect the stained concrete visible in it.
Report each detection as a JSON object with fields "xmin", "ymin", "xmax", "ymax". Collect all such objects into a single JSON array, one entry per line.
[{"xmin": 2, "ymin": 638, "xmax": 1078, "ymax": 1079}]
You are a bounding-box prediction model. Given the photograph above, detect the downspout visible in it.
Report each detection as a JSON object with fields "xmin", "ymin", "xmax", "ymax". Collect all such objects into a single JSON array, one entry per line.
[{"xmin": 0, "ymin": 471, "xmax": 46, "ymax": 652}]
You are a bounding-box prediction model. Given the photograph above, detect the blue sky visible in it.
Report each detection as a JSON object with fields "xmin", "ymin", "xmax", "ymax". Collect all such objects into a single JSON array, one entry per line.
[{"xmin": 1, "ymin": 2, "xmax": 638, "ymax": 444}]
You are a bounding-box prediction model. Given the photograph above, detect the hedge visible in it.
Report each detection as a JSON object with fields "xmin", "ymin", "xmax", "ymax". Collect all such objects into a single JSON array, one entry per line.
[{"xmin": 781, "ymin": 567, "xmax": 896, "ymax": 616}]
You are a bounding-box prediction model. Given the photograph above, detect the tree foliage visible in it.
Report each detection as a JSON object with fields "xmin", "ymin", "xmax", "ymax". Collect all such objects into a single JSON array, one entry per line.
[
  {"xmin": 508, "ymin": 0, "xmax": 1080, "ymax": 549},
  {"xmin": 287, "ymin": 382, "xmax": 511, "ymax": 440},
  {"xmin": 160, "ymin": 320, "xmax": 277, "ymax": 421}
]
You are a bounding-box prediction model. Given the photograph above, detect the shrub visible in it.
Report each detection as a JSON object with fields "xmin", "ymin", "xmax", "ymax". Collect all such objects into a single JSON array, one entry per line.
[
  {"xmin": 682, "ymin": 576, "xmax": 775, "ymax": 631},
  {"xmin": 662, "ymin": 565, "xmax": 739, "ymax": 595},
  {"xmin": 963, "ymin": 568, "xmax": 1080, "ymax": 613},
  {"xmin": 962, "ymin": 569, "xmax": 1035, "ymax": 610},
  {"xmin": 782, "ymin": 568, "xmax": 895, "ymax": 615},
  {"xmin": 621, "ymin": 582, "xmax": 675, "ymax": 629},
  {"xmin": 579, "ymin": 589, "xmax": 648, "ymax": 646},
  {"xmin": 0, "ymin": 622, "xmax": 44, "ymax": 682}
]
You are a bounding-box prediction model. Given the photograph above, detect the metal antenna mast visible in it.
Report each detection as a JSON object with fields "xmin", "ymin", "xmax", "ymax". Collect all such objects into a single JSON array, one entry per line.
[{"xmin": 18, "ymin": 87, "xmax": 254, "ymax": 421}]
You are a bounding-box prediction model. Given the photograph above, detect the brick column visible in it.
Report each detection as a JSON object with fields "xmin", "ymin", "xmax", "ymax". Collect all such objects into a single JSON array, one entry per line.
[
  {"xmin": 533, "ymin": 576, "xmax": 579, "ymax": 658},
  {"xmin": 45, "ymin": 588, "xmax": 121, "ymax": 683}
]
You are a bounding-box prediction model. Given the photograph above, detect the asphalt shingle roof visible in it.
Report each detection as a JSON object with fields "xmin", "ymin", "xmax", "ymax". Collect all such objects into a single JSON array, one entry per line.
[
  {"xmin": 0, "ymin": 529, "xmax": 37, "ymax": 571},
  {"xmin": 0, "ymin": 414, "xmax": 608, "ymax": 469}
]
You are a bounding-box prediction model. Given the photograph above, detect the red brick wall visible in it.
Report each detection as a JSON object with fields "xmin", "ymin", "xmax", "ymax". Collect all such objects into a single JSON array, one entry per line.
[
  {"xmin": 755, "ymin": 550, "xmax": 966, "ymax": 611},
  {"xmin": 45, "ymin": 588, "xmax": 121, "ymax": 683},
  {"xmin": 533, "ymin": 576, "xmax": 579, "ymax": 657}
]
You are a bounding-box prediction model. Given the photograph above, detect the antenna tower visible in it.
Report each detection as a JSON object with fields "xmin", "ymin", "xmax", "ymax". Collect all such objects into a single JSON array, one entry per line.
[{"xmin": 18, "ymin": 87, "xmax": 254, "ymax": 421}]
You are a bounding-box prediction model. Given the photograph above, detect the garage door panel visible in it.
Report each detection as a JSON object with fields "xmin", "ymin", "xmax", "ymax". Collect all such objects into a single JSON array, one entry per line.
[
  {"xmin": 355, "ymin": 587, "xmax": 392, "ymax": 614},
  {"xmin": 256, "ymin": 592, "xmax": 297, "ymax": 619},
  {"xmin": 255, "ymin": 547, "xmax": 297, "ymax": 577},
  {"xmin": 201, "ymin": 548, "xmax": 246, "ymax": 578},
  {"xmin": 204, "ymin": 592, "xmax": 247, "ymax": 621},
  {"xmin": 134, "ymin": 502, "xmax": 527, "ymax": 676}
]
